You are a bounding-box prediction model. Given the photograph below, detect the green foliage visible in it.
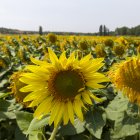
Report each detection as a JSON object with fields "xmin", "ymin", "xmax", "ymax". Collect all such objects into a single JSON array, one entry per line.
[
  {"xmin": 85, "ymin": 108, "xmax": 106, "ymax": 139},
  {"xmin": 59, "ymin": 119, "xmax": 85, "ymax": 136},
  {"xmin": 0, "ymin": 35, "xmax": 140, "ymax": 140},
  {"xmin": 105, "ymin": 93, "xmax": 140, "ymax": 139}
]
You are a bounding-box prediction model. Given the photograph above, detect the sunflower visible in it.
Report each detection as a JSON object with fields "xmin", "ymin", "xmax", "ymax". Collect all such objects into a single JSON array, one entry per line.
[
  {"xmin": 20, "ymin": 48, "xmax": 109, "ymax": 127},
  {"xmin": 108, "ymin": 57, "xmax": 140, "ymax": 105},
  {"xmin": 10, "ymin": 71, "xmax": 30, "ymax": 106},
  {"xmin": 113, "ymin": 44, "xmax": 125, "ymax": 57}
]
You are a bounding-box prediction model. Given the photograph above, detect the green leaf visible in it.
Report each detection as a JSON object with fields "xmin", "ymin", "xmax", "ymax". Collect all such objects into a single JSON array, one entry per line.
[
  {"xmin": 105, "ymin": 93, "xmax": 140, "ymax": 139},
  {"xmin": 0, "ymin": 111, "xmax": 15, "ymax": 121},
  {"xmin": 85, "ymin": 108, "xmax": 106, "ymax": 139},
  {"xmin": 0, "ymin": 79, "xmax": 9, "ymax": 88},
  {"xmin": 16, "ymin": 111, "xmax": 33, "ymax": 134},
  {"xmin": 105, "ymin": 93, "xmax": 129, "ymax": 121},
  {"xmin": 111, "ymin": 103, "xmax": 140, "ymax": 139},
  {"xmin": 28, "ymin": 132, "xmax": 46, "ymax": 140},
  {"xmin": 0, "ymin": 66, "xmax": 12, "ymax": 79},
  {"xmin": 0, "ymin": 99, "xmax": 11, "ymax": 111},
  {"xmin": 27, "ymin": 116, "xmax": 49, "ymax": 133},
  {"xmin": 0, "ymin": 92, "xmax": 12, "ymax": 99},
  {"xmin": 70, "ymin": 134, "xmax": 93, "ymax": 140},
  {"xmin": 15, "ymin": 126, "xmax": 27, "ymax": 140},
  {"xmin": 59, "ymin": 119, "xmax": 85, "ymax": 136}
]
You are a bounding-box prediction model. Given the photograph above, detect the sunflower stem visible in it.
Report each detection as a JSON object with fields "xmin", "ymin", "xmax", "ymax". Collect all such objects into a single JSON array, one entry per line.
[{"xmin": 48, "ymin": 122, "xmax": 61, "ymax": 140}]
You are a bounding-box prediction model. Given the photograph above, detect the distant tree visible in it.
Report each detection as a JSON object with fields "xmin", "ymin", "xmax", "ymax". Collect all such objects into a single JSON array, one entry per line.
[
  {"xmin": 103, "ymin": 25, "xmax": 107, "ymax": 36},
  {"xmin": 99, "ymin": 25, "xmax": 103, "ymax": 36},
  {"xmin": 39, "ymin": 26, "xmax": 43, "ymax": 35},
  {"xmin": 115, "ymin": 26, "xmax": 129, "ymax": 35},
  {"xmin": 107, "ymin": 28, "xmax": 110, "ymax": 36},
  {"xmin": 135, "ymin": 25, "xmax": 140, "ymax": 36},
  {"xmin": 121, "ymin": 27, "xmax": 129, "ymax": 35}
]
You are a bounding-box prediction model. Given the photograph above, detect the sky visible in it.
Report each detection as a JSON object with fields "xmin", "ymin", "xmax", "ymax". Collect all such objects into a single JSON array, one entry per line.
[{"xmin": 0, "ymin": 0, "xmax": 140, "ymax": 33}]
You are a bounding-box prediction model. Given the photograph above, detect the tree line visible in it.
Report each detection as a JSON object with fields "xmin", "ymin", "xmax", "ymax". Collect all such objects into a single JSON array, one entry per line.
[
  {"xmin": 1, "ymin": 25, "xmax": 140, "ymax": 36},
  {"xmin": 98, "ymin": 24, "xmax": 140, "ymax": 36}
]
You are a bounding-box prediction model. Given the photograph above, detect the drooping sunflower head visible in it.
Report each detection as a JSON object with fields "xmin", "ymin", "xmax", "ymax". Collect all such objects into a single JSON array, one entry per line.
[
  {"xmin": 108, "ymin": 57, "xmax": 140, "ymax": 105},
  {"xmin": 10, "ymin": 71, "xmax": 30, "ymax": 106},
  {"xmin": 79, "ymin": 40, "xmax": 88, "ymax": 50},
  {"xmin": 95, "ymin": 44, "xmax": 106, "ymax": 58},
  {"xmin": 104, "ymin": 39, "xmax": 114, "ymax": 47},
  {"xmin": 47, "ymin": 33, "xmax": 57, "ymax": 44},
  {"xmin": 113, "ymin": 44, "xmax": 125, "ymax": 57},
  {"xmin": 20, "ymin": 48, "xmax": 109, "ymax": 127}
]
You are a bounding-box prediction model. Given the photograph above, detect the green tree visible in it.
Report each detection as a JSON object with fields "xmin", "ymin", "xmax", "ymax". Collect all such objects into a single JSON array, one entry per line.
[
  {"xmin": 103, "ymin": 25, "xmax": 107, "ymax": 36},
  {"xmin": 39, "ymin": 26, "xmax": 43, "ymax": 35},
  {"xmin": 99, "ymin": 25, "xmax": 103, "ymax": 36}
]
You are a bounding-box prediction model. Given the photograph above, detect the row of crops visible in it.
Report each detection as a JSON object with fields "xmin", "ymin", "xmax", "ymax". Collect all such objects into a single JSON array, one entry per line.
[{"xmin": 0, "ymin": 34, "xmax": 140, "ymax": 140}]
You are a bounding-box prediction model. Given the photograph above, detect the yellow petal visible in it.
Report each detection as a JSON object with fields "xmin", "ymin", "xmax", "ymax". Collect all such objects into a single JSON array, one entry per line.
[
  {"xmin": 20, "ymin": 85, "xmax": 35, "ymax": 92},
  {"xmin": 66, "ymin": 51, "xmax": 76, "ymax": 67},
  {"xmin": 73, "ymin": 100, "xmax": 83, "ymax": 121},
  {"xmin": 86, "ymin": 82, "xmax": 105, "ymax": 89},
  {"xmin": 30, "ymin": 57, "xmax": 48, "ymax": 66},
  {"xmin": 80, "ymin": 53, "xmax": 92, "ymax": 65},
  {"xmin": 54, "ymin": 102, "xmax": 64, "ymax": 127},
  {"xmin": 23, "ymin": 90, "xmax": 48, "ymax": 102},
  {"xmin": 26, "ymin": 65, "xmax": 50, "ymax": 75},
  {"xmin": 49, "ymin": 101, "xmax": 61, "ymax": 125},
  {"xmin": 67, "ymin": 101, "xmax": 74, "ymax": 124},
  {"xmin": 34, "ymin": 96, "xmax": 53, "ymax": 118},
  {"xmin": 82, "ymin": 91, "xmax": 92, "ymax": 105},
  {"xmin": 20, "ymin": 83, "xmax": 46, "ymax": 92},
  {"xmin": 84, "ymin": 73, "xmax": 110, "ymax": 82},
  {"xmin": 28, "ymin": 95, "xmax": 47, "ymax": 107},
  {"xmin": 20, "ymin": 77, "xmax": 46, "ymax": 85},
  {"xmin": 59, "ymin": 51, "xmax": 67, "ymax": 67},
  {"xmin": 89, "ymin": 92, "xmax": 104, "ymax": 102},
  {"xmin": 48, "ymin": 48, "xmax": 59, "ymax": 64},
  {"xmin": 83, "ymin": 62, "xmax": 104, "ymax": 73},
  {"xmin": 63, "ymin": 103, "xmax": 69, "ymax": 125}
]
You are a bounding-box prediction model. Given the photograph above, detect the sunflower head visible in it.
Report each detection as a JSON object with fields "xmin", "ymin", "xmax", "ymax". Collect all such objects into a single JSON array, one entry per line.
[
  {"xmin": 10, "ymin": 71, "xmax": 30, "ymax": 106},
  {"xmin": 95, "ymin": 44, "xmax": 106, "ymax": 58},
  {"xmin": 115, "ymin": 36, "xmax": 128, "ymax": 46},
  {"xmin": 108, "ymin": 57, "xmax": 140, "ymax": 105},
  {"xmin": 79, "ymin": 40, "xmax": 88, "ymax": 50},
  {"xmin": 47, "ymin": 33, "xmax": 57, "ymax": 44},
  {"xmin": 19, "ymin": 48, "xmax": 109, "ymax": 127},
  {"xmin": 113, "ymin": 44, "xmax": 125, "ymax": 57},
  {"xmin": 104, "ymin": 39, "xmax": 114, "ymax": 47}
]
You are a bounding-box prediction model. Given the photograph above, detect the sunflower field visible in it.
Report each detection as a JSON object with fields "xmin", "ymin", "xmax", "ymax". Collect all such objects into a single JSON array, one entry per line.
[{"xmin": 1, "ymin": 34, "xmax": 140, "ymax": 140}]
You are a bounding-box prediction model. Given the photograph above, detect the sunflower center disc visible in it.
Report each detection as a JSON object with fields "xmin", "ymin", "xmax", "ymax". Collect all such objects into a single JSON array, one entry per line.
[{"xmin": 52, "ymin": 70, "xmax": 84, "ymax": 99}]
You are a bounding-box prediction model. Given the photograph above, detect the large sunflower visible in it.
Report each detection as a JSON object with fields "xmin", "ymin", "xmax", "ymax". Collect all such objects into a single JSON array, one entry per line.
[
  {"xmin": 108, "ymin": 57, "xmax": 140, "ymax": 105},
  {"xmin": 20, "ymin": 48, "xmax": 109, "ymax": 127}
]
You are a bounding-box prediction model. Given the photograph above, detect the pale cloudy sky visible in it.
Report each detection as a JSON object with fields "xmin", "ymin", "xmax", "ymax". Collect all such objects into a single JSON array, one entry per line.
[{"xmin": 0, "ymin": 0, "xmax": 140, "ymax": 33}]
